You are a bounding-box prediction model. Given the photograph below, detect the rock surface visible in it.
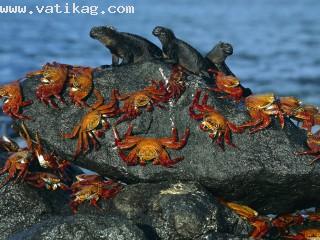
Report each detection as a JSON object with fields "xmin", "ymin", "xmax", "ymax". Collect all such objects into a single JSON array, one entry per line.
[
  {"xmin": 18, "ymin": 60, "xmax": 317, "ymax": 214},
  {"xmin": 11, "ymin": 215, "xmax": 148, "ymax": 240},
  {"xmin": 2, "ymin": 179, "xmax": 252, "ymax": 239},
  {"xmin": 0, "ymin": 175, "xmax": 70, "ymax": 240}
]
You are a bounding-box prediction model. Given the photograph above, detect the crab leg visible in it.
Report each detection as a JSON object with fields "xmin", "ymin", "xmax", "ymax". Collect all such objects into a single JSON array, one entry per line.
[
  {"xmin": 249, "ymin": 112, "xmax": 272, "ymax": 134},
  {"xmin": 161, "ymin": 128, "xmax": 190, "ymax": 149},
  {"xmin": 63, "ymin": 125, "xmax": 81, "ymax": 139},
  {"xmin": 225, "ymin": 127, "xmax": 237, "ymax": 148},
  {"xmin": 158, "ymin": 149, "xmax": 183, "ymax": 167}
]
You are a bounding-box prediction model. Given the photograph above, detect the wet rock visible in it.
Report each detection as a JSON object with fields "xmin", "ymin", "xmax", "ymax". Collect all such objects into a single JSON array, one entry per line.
[
  {"xmin": 19, "ymin": 60, "xmax": 315, "ymax": 214},
  {"xmin": 0, "ymin": 175, "xmax": 70, "ymax": 240},
  {"xmin": 76, "ymin": 181, "xmax": 252, "ymax": 239},
  {"xmin": 197, "ymin": 232, "xmax": 251, "ymax": 240},
  {"xmin": 11, "ymin": 214, "xmax": 148, "ymax": 240}
]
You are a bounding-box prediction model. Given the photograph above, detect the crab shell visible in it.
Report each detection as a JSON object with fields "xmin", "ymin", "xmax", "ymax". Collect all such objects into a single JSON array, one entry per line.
[
  {"xmin": 286, "ymin": 229, "xmax": 320, "ymax": 240},
  {"xmin": 245, "ymin": 93, "xmax": 277, "ymax": 111},
  {"xmin": 225, "ymin": 202, "xmax": 258, "ymax": 220},
  {"xmin": 68, "ymin": 67, "xmax": 93, "ymax": 105},
  {"xmin": 200, "ymin": 111, "xmax": 228, "ymax": 135},
  {"xmin": 279, "ymin": 96, "xmax": 302, "ymax": 115}
]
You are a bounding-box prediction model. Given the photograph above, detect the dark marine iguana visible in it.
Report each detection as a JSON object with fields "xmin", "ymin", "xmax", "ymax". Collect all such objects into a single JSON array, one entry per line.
[
  {"xmin": 152, "ymin": 26, "xmax": 210, "ymax": 76},
  {"xmin": 90, "ymin": 26, "xmax": 163, "ymax": 66},
  {"xmin": 206, "ymin": 42, "xmax": 234, "ymax": 76},
  {"xmin": 206, "ymin": 42, "xmax": 252, "ymax": 97}
]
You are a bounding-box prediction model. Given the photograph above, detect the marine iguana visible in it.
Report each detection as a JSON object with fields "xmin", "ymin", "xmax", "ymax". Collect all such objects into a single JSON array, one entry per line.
[
  {"xmin": 206, "ymin": 42, "xmax": 252, "ymax": 96},
  {"xmin": 152, "ymin": 26, "xmax": 210, "ymax": 76},
  {"xmin": 206, "ymin": 42, "xmax": 234, "ymax": 76},
  {"xmin": 90, "ymin": 26, "xmax": 162, "ymax": 66}
]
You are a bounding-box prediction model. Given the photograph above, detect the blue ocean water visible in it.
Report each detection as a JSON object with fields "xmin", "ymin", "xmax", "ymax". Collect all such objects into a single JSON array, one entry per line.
[{"xmin": 0, "ymin": 0, "xmax": 319, "ymax": 107}]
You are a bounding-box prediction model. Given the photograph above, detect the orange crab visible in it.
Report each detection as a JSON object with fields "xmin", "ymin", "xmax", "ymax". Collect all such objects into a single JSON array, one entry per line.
[
  {"xmin": 113, "ymin": 124, "xmax": 190, "ymax": 167},
  {"xmin": 166, "ymin": 65, "xmax": 186, "ymax": 100},
  {"xmin": 239, "ymin": 93, "xmax": 285, "ymax": 133},
  {"xmin": 63, "ymin": 89, "xmax": 120, "ymax": 157},
  {"xmin": 34, "ymin": 132, "xmax": 71, "ymax": 180},
  {"xmin": 279, "ymin": 97, "xmax": 319, "ymax": 132},
  {"xmin": 24, "ymin": 172, "xmax": 69, "ymax": 191},
  {"xmin": 114, "ymin": 81, "xmax": 169, "ymax": 125},
  {"xmin": 272, "ymin": 214, "xmax": 304, "ymax": 233},
  {"xmin": 207, "ymin": 69, "xmax": 244, "ymax": 102},
  {"xmin": 0, "ymin": 123, "xmax": 34, "ymax": 189},
  {"xmin": 69, "ymin": 174, "xmax": 122, "ymax": 214},
  {"xmin": 189, "ymin": 90, "xmax": 243, "ymax": 149},
  {"xmin": 285, "ymin": 229, "xmax": 320, "ymax": 240},
  {"xmin": 295, "ymin": 130, "xmax": 320, "ymax": 164},
  {"xmin": 0, "ymin": 81, "xmax": 33, "ymax": 119},
  {"xmin": 224, "ymin": 202, "xmax": 269, "ymax": 239},
  {"xmin": 27, "ymin": 62, "xmax": 68, "ymax": 108},
  {"xmin": 68, "ymin": 66, "xmax": 94, "ymax": 107}
]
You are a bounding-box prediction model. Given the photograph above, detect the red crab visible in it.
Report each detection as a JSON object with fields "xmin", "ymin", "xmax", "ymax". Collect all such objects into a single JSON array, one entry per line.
[
  {"xmin": 225, "ymin": 202, "xmax": 269, "ymax": 239},
  {"xmin": 207, "ymin": 69, "xmax": 244, "ymax": 102},
  {"xmin": 27, "ymin": 62, "xmax": 68, "ymax": 108},
  {"xmin": 63, "ymin": 89, "xmax": 120, "ymax": 157},
  {"xmin": 113, "ymin": 124, "xmax": 190, "ymax": 167},
  {"xmin": 24, "ymin": 172, "xmax": 69, "ymax": 191},
  {"xmin": 279, "ymin": 97, "xmax": 319, "ymax": 132},
  {"xmin": 0, "ymin": 123, "xmax": 34, "ymax": 189},
  {"xmin": 114, "ymin": 81, "xmax": 169, "ymax": 125},
  {"xmin": 69, "ymin": 174, "xmax": 122, "ymax": 214},
  {"xmin": 166, "ymin": 65, "xmax": 186, "ymax": 100},
  {"xmin": 68, "ymin": 66, "xmax": 94, "ymax": 107},
  {"xmin": 34, "ymin": 132, "xmax": 71, "ymax": 180},
  {"xmin": 0, "ymin": 81, "xmax": 33, "ymax": 119},
  {"xmin": 239, "ymin": 93, "xmax": 285, "ymax": 133},
  {"xmin": 272, "ymin": 214, "xmax": 304, "ymax": 233},
  {"xmin": 295, "ymin": 130, "xmax": 320, "ymax": 164},
  {"xmin": 189, "ymin": 90, "xmax": 243, "ymax": 149},
  {"xmin": 285, "ymin": 229, "xmax": 320, "ymax": 240}
]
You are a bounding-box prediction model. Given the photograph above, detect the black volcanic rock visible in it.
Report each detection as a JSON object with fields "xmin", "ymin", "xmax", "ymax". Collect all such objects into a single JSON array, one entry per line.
[
  {"xmin": 0, "ymin": 175, "xmax": 70, "ymax": 240},
  {"xmin": 110, "ymin": 182, "xmax": 252, "ymax": 239},
  {"xmin": 11, "ymin": 215, "xmax": 148, "ymax": 240},
  {"xmin": 17, "ymin": 60, "xmax": 317, "ymax": 214}
]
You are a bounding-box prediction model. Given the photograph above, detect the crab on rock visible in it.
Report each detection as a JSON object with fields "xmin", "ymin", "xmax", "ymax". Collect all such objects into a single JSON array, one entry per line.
[
  {"xmin": 225, "ymin": 201, "xmax": 269, "ymax": 239},
  {"xmin": 34, "ymin": 132, "xmax": 71, "ymax": 180},
  {"xmin": 24, "ymin": 172, "xmax": 69, "ymax": 191},
  {"xmin": 189, "ymin": 90, "xmax": 243, "ymax": 150},
  {"xmin": 0, "ymin": 81, "xmax": 33, "ymax": 119},
  {"xmin": 0, "ymin": 123, "xmax": 34, "ymax": 189},
  {"xmin": 295, "ymin": 130, "xmax": 320, "ymax": 164},
  {"xmin": 285, "ymin": 229, "xmax": 320, "ymax": 240},
  {"xmin": 280, "ymin": 97, "xmax": 319, "ymax": 132},
  {"xmin": 68, "ymin": 66, "xmax": 94, "ymax": 107},
  {"xmin": 114, "ymin": 81, "xmax": 169, "ymax": 125},
  {"xmin": 272, "ymin": 214, "xmax": 304, "ymax": 233},
  {"xmin": 113, "ymin": 124, "xmax": 190, "ymax": 167},
  {"xmin": 166, "ymin": 65, "xmax": 186, "ymax": 100},
  {"xmin": 27, "ymin": 62, "xmax": 68, "ymax": 108},
  {"xmin": 239, "ymin": 93, "xmax": 285, "ymax": 133},
  {"xmin": 63, "ymin": 89, "xmax": 120, "ymax": 157},
  {"xmin": 207, "ymin": 69, "xmax": 244, "ymax": 102},
  {"xmin": 69, "ymin": 174, "xmax": 122, "ymax": 214}
]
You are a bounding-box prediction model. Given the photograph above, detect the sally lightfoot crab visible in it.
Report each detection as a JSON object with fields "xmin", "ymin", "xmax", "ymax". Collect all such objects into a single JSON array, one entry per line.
[
  {"xmin": 114, "ymin": 81, "xmax": 169, "ymax": 125},
  {"xmin": 24, "ymin": 172, "xmax": 69, "ymax": 191},
  {"xmin": 27, "ymin": 62, "xmax": 68, "ymax": 108},
  {"xmin": 113, "ymin": 125, "xmax": 190, "ymax": 167},
  {"xmin": 189, "ymin": 90, "xmax": 243, "ymax": 149},
  {"xmin": 68, "ymin": 66, "xmax": 94, "ymax": 107},
  {"xmin": 295, "ymin": 130, "xmax": 320, "ymax": 164},
  {"xmin": 0, "ymin": 81, "xmax": 33, "ymax": 119},
  {"xmin": 279, "ymin": 97, "xmax": 320, "ymax": 132},
  {"xmin": 70, "ymin": 174, "xmax": 122, "ymax": 214},
  {"xmin": 239, "ymin": 93, "xmax": 285, "ymax": 133},
  {"xmin": 63, "ymin": 89, "xmax": 120, "ymax": 157},
  {"xmin": 166, "ymin": 65, "xmax": 186, "ymax": 100},
  {"xmin": 207, "ymin": 69, "xmax": 244, "ymax": 102},
  {"xmin": 0, "ymin": 123, "xmax": 34, "ymax": 189}
]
